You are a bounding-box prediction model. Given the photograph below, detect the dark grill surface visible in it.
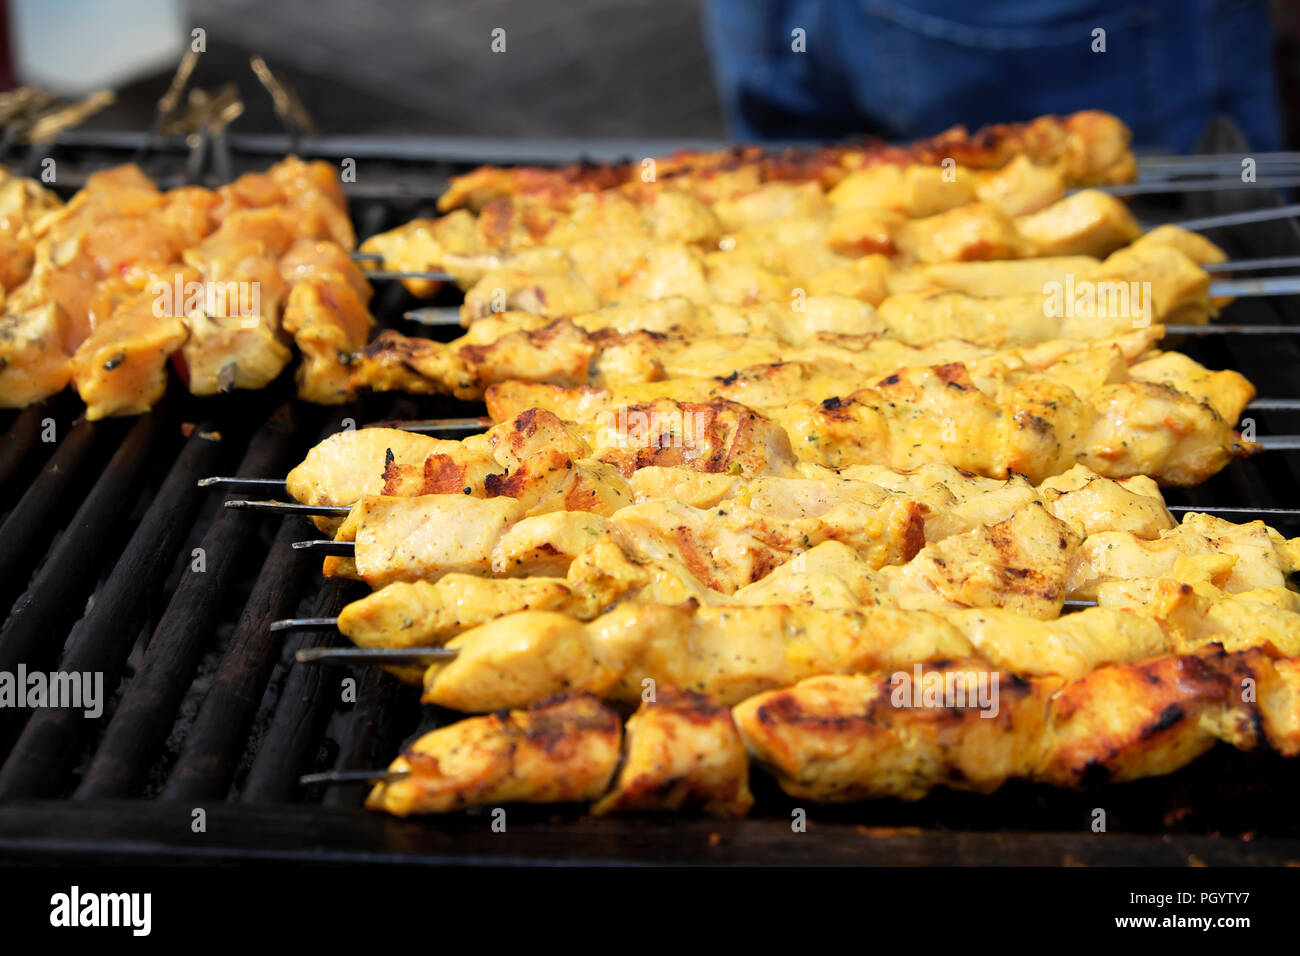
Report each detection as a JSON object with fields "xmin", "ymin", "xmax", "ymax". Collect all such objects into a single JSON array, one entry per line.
[{"xmin": 1, "ymin": 125, "xmax": 1299, "ymax": 865}]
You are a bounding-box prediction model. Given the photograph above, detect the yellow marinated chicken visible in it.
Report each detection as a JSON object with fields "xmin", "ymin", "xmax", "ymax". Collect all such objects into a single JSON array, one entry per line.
[
  {"xmin": 432, "ymin": 109, "xmax": 1133, "ymax": 216},
  {"xmin": 365, "ymin": 111, "xmax": 1135, "ymax": 295},
  {"xmin": 370, "ymin": 184, "xmax": 1153, "ymax": 314},
  {"xmin": 172, "ymin": 246, "xmax": 290, "ymax": 396},
  {"xmin": 325, "ymin": 484, "xmax": 927, "ymax": 589},
  {"xmin": 0, "ymin": 158, "xmax": 365, "ymax": 413},
  {"xmin": 286, "ymin": 403, "xmax": 800, "ymax": 531},
  {"xmin": 286, "ymin": 405, "xmax": 1180, "ymax": 543},
  {"xmin": 329, "ymin": 457, "xmax": 1186, "ymax": 657},
  {"xmin": 734, "ymin": 647, "xmax": 1300, "ymax": 802},
  {"xmin": 482, "ymin": 339, "xmax": 1255, "ymax": 486},
  {"xmin": 336, "ymin": 537, "xmax": 716, "ymax": 681},
  {"xmin": 367, "ymin": 687, "xmax": 753, "ymax": 818},
  {"xmin": 1098, "ymin": 554, "xmax": 1300, "ymax": 657},
  {"xmin": 441, "ymin": 192, "xmax": 1167, "ymax": 324},
  {"xmin": 280, "ymin": 256, "xmax": 374, "ymax": 404},
  {"xmin": 365, "ymin": 691, "xmax": 622, "ymax": 816},
  {"xmin": 1067, "ymin": 512, "xmax": 1300, "ymax": 599},
  {"xmin": 329, "ymin": 506, "xmax": 1084, "ymax": 656},
  {"xmin": 0, "ymin": 167, "xmax": 64, "ymax": 293},
  {"xmin": 351, "ymin": 309, "xmax": 1176, "ymax": 404},
  {"xmin": 591, "ymin": 687, "xmax": 755, "ymax": 818},
  {"xmin": 839, "ymin": 461, "xmax": 1175, "ymax": 542},
  {"xmin": 318, "ymin": 421, "xmax": 1197, "ymax": 594},
  {"xmin": 69, "ymin": 292, "xmax": 188, "ymax": 420},
  {"xmin": 419, "ymin": 602, "xmax": 1181, "ymax": 712},
  {"xmin": 0, "ymin": 302, "xmax": 74, "ymax": 407},
  {"xmin": 1013, "ymin": 188, "xmax": 1143, "ymax": 257},
  {"xmin": 330, "ymin": 475, "xmax": 1288, "ymax": 667},
  {"xmin": 369, "ymin": 647, "xmax": 1299, "ymax": 816}
]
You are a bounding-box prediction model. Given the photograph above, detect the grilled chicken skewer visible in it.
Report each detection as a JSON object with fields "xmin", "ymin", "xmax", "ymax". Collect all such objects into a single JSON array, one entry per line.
[
  {"xmin": 475, "ymin": 328, "xmax": 1247, "ymax": 422},
  {"xmin": 281, "ymin": 393, "xmax": 1200, "ymax": 529},
  {"xmin": 362, "ymin": 253, "xmax": 1300, "ymax": 292},
  {"xmin": 434, "ymin": 110, "xmax": 1136, "ymax": 216},
  {"xmin": 363, "ymin": 186, "xmax": 1159, "ymax": 303},
  {"xmin": 364, "ymin": 644, "xmax": 1300, "ymax": 816},
  {"xmin": 736, "ymin": 645, "xmax": 1300, "ymax": 803},
  {"xmin": 365, "ymin": 688, "xmax": 755, "ymax": 817},
  {"xmin": 356, "ymin": 314, "xmax": 1188, "ymax": 404},
  {"xmin": 361, "ymin": 111, "xmax": 1138, "ymax": 296},
  {"xmin": 388, "ymin": 217, "xmax": 1227, "ymax": 337},
  {"xmin": 308, "ymin": 498, "xmax": 1298, "ymax": 646},
  {"xmin": 279, "ymin": 355, "xmax": 1256, "ymax": 561},
  {"xmin": 306, "ymin": 424, "xmax": 1286, "ymax": 584},
  {"xmin": 475, "ymin": 350, "xmax": 1255, "ymax": 487},
  {"xmin": 301, "ymin": 504, "xmax": 1297, "ymax": 685}
]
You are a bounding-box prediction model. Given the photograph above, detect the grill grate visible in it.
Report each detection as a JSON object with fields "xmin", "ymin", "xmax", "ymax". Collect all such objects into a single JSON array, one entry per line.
[{"xmin": 1, "ymin": 126, "xmax": 1299, "ymax": 865}]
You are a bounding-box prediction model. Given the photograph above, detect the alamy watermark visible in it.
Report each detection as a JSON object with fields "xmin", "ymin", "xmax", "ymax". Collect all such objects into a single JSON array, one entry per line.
[
  {"xmin": 593, "ymin": 407, "xmax": 713, "ymax": 456},
  {"xmin": 152, "ymin": 274, "xmax": 262, "ymax": 328},
  {"xmin": 50, "ymin": 886, "xmax": 150, "ymax": 935},
  {"xmin": 1043, "ymin": 275, "xmax": 1152, "ymax": 329},
  {"xmin": 0, "ymin": 666, "xmax": 103, "ymax": 717},
  {"xmin": 890, "ymin": 662, "xmax": 999, "ymax": 718}
]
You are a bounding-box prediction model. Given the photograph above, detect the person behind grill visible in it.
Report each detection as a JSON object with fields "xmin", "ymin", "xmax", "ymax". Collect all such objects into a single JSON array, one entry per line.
[{"xmin": 702, "ymin": 0, "xmax": 1285, "ymax": 152}]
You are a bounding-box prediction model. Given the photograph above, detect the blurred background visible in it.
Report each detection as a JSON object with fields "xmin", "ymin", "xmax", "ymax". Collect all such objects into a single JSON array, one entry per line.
[{"xmin": 1, "ymin": 0, "xmax": 1298, "ymax": 151}]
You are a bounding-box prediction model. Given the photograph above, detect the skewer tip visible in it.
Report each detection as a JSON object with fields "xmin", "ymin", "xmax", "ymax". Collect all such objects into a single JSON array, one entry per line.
[
  {"xmin": 270, "ymin": 617, "xmax": 340, "ymax": 632},
  {"xmin": 300, "ymin": 769, "xmax": 409, "ymax": 786}
]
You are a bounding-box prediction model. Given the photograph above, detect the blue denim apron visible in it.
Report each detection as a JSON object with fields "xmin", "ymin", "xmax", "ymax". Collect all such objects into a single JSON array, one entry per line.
[{"xmin": 703, "ymin": 0, "xmax": 1282, "ymax": 151}]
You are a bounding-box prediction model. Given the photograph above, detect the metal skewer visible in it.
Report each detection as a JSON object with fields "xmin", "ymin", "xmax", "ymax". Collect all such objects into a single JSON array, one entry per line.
[
  {"xmin": 367, "ymin": 269, "xmax": 455, "ymax": 282},
  {"xmin": 207, "ymin": 421, "xmax": 1300, "ymax": 512},
  {"xmin": 290, "ymin": 485, "xmax": 1300, "ymax": 556},
  {"xmin": 225, "ymin": 500, "xmax": 351, "ymax": 515},
  {"xmin": 1171, "ymin": 203, "xmax": 1300, "ymax": 232},
  {"xmin": 291, "ymin": 540, "xmax": 356, "ymax": 556},
  {"xmin": 1166, "ymin": 505, "xmax": 1300, "ymax": 516},
  {"xmin": 370, "ymin": 416, "xmax": 491, "ymax": 433},
  {"xmin": 271, "ymin": 617, "xmax": 341, "ymax": 632},
  {"xmin": 300, "ymin": 769, "xmax": 409, "ymax": 786},
  {"xmin": 1256, "ymin": 436, "xmax": 1300, "ymax": 451},
  {"xmin": 1096, "ymin": 175, "xmax": 1300, "ymax": 197},
  {"xmin": 296, "ymin": 646, "xmax": 457, "ymax": 663},
  {"xmin": 370, "ymin": 257, "xmax": 1300, "ymax": 295},
  {"xmin": 403, "ymin": 307, "xmax": 461, "ymax": 326},
  {"xmin": 1203, "ymin": 256, "xmax": 1300, "ymax": 273},
  {"xmin": 197, "ymin": 476, "xmax": 286, "ymax": 489},
  {"xmin": 1137, "ymin": 153, "xmax": 1300, "ymax": 174},
  {"xmin": 401, "ymin": 288, "xmax": 1300, "ymax": 331},
  {"xmin": 1206, "ymin": 276, "xmax": 1300, "ymax": 298},
  {"xmin": 1165, "ymin": 325, "xmax": 1300, "ymax": 336}
]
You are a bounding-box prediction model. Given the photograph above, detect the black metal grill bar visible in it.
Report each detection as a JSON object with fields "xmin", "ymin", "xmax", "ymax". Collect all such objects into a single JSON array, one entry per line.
[
  {"xmin": 0, "ymin": 420, "xmax": 103, "ymax": 614},
  {"xmin": 158, "ymin": 516, "xmax": 316, "ymax": 802},
  {"xmin": 0, "ymin": 425, "xmax": 224, "ymax": 798},
  {"xmin": 239, "ymin": 580, "xmax": 358, "ymax": 804},
  {"xmin": 159, "ymin": 409, "xmax": 365, "ymax": 802},
  {"xmin": 320, "ymin": 667, "xmax": 410, "ymax": 810},
  {"xmin": 0, "ymin": 405, "xmax": 52, "ymax": 495},
  {"xmin": 73, "ymin": 406, "xmax": 305, "ymax": 800},
  {"xmin": 0, "ymin": 413, "xmax": 161, "ymax": 680}
]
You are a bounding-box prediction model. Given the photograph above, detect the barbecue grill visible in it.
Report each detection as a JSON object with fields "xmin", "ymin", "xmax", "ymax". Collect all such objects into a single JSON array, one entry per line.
[{"xmin": 0, "ymin": 119, "xmax": 1298, "ymax": 866}]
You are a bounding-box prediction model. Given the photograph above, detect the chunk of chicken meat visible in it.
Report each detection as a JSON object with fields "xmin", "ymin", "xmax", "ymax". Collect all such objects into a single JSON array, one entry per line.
[{"xmin": 734, "ymin": 648, "xmax": 1300, "ymax": 802}]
